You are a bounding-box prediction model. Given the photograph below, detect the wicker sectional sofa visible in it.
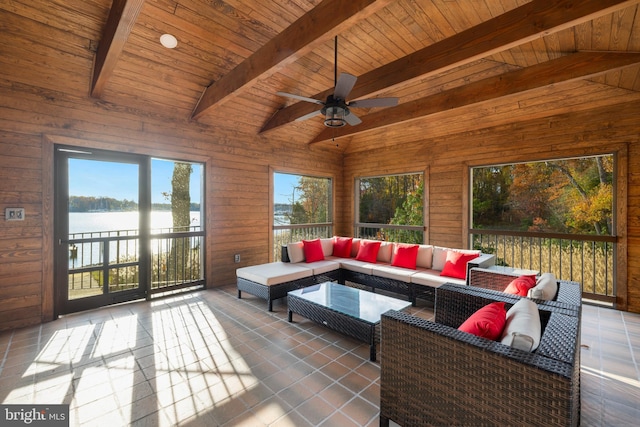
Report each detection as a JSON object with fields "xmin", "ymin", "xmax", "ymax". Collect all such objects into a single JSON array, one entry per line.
[
  {"xmin": 236, "ymin": 237, "xmax": 495, "ymax": 311},
  {"xmin": 380, "ymin": 283, "xmax": 581, "ymax": 427}
]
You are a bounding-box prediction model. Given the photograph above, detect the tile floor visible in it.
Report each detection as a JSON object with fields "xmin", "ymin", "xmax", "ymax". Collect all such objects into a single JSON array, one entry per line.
[{"xmin": 0, "ymin": 284, "xmax": 639, "ymax": 426}]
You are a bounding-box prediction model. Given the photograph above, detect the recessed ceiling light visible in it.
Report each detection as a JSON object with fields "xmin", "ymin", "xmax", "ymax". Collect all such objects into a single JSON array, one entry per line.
[{"xmin": 160, "ymin": 34, "xmax": 178, "ymax": 49}]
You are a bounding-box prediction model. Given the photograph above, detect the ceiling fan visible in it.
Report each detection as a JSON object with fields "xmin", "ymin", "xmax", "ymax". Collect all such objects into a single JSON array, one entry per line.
[{"xmin": 276, "ymin": 37, "xmax": 398, "ymax": 128}]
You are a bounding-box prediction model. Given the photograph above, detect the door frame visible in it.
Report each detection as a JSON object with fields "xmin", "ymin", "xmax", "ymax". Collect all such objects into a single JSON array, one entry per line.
[{"xmin": 54, "ymin": 145, "xmax": 151, "ymax": 316}]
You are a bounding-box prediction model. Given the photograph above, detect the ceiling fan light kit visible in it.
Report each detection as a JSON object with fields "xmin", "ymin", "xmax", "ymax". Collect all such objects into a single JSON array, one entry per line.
[{"xmin": 323, "ymin": 105, "xmax": 346, "ymax": 127}]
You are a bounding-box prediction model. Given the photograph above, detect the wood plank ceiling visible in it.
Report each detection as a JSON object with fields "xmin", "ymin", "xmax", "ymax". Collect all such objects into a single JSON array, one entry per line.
[{"xmin": 23, "ymin": 0, "xmax": 640, "ymax": 153}]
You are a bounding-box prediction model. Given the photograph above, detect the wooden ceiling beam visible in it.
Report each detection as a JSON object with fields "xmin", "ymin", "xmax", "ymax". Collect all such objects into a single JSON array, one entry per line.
[
  {"xmin": 190, "ymin": 0, "xmax": 394, "ymax": 120},
  {"xmin": 261, "ymin": 0, "xmax": 640, "ymax": 133},
  {"xmin": 309, "ymin": 51, "xmax": 640, "ymax": 144},
  {"xmin": 91, "ymin": 0, "xmax": 146, "ymax": 98}
]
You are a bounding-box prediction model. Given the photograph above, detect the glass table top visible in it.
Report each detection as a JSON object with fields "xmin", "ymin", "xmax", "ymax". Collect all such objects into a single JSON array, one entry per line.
[{"xmin": 288, "ymin": 282, "xmax": 411, "ymax": 323}]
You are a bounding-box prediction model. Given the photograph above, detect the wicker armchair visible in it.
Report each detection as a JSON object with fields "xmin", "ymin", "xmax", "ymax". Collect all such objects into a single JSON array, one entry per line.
[
  {"xmin": 469, "ymin": 266, "xmax": 582, "ymax": 316},
  {"xmin": 380, "ymin": 284, "xmax": 580, "ymax": 427}
]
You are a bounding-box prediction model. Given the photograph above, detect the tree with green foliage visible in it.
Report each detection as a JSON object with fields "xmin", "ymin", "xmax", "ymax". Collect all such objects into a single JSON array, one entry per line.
[
  {"xmin": 472, "ymin": 166, "xmax": 512, "ymax": 227},
  {"xmin": 359, "ymin": 174, "xmax": 422, "ymax": 225},
  {"xmin": 390, "ymin": 180, "xmax": 424, "ymax": 243},
  {"xmin": 286, "ymin": 176, "xmax": 330, "ymax": 224}
]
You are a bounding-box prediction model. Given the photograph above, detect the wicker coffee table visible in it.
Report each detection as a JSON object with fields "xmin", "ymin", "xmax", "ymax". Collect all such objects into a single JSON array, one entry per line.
[{"xmin": 287, "ymin": 282, "xmax": 411, "ymax": 361}]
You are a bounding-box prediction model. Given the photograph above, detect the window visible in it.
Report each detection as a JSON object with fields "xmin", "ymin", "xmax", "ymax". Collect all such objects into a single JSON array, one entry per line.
[
  {"xmin": 472, "ymin": 156, "xmax": 613, "ymax": 235},
  {"xmin": 470, "ymin": 155, "xmax": 616, "ymax": 301},
  {"xmin": 355, "ymin": 173, "xmax": 424, "ymax": 243},
  {"xmin": 272, "ymin": 172, "xmax": 332, "ymax": 260}
]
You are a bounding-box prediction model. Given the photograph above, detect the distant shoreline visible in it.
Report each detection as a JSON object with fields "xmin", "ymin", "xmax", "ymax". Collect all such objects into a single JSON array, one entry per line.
[{"xmin": 69, "ymin": 195, "xmax": 200, "ymax": 212}]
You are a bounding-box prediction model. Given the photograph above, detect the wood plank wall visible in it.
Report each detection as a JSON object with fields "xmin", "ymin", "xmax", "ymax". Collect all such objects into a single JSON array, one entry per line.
[
  {"xmin": 0, "ymin": 87, "xmax": 342, "ymax": 331},
  {"xmin": 342, "ymin": 100, "xmax": 640, "ymax": 313},
  {"xmin": 2, "ymin": 98, "xmax": 640, "ymax": 331},
  {"xmin": 2, "ymin": 96, "xmax": 640, "ymax": 331}
]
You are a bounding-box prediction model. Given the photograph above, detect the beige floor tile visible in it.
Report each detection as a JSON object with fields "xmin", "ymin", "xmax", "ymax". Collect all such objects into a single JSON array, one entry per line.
[{"xmin": 0, "ymin": 284, "xmax": 636, "ymax": 426}]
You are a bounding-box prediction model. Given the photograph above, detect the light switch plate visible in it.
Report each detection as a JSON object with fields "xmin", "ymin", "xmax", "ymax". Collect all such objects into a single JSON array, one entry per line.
[{"xmin": 5, "ymin": 207, "xmax": 25, "ymax": 221}]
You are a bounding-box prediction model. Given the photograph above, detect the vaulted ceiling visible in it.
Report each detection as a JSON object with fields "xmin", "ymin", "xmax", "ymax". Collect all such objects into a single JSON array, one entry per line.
[{"xmin": 16, "ymin": 0, "xmax": 640, "ymax": 153}]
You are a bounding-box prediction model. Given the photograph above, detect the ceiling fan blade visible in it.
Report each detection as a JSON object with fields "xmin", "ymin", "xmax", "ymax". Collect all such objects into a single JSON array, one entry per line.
[
  {"xmin": 295, "ymin": 109, "xmax": 323, "ymax": 122},
  {"xmin": 344, "ymin": 110, "xmax": 362, "ymax": 126},
  {"xmin": 349, "ymin": 97, "xmax": 399, "ymax": 108},
  {"xmin": 276, "ymin": 91, "xmax": 324, "ymax": 105},
  {"xmin": 333, "ymin": 73, "xmax": 357, "ymax": 99}
]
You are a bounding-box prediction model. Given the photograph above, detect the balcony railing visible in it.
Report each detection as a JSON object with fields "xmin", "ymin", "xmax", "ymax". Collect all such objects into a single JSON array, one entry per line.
[
  {"xmin": 470, "ymin": 229, "xmax": 616, "ymax": 305},
  {"xmin": 67, "ymin": 226, "xmax": 204, "ymax": 299},
  {"xmin": 272, "ymin": 223, "xmax": 333, "ymax": 261},
  {"xmin": 355, "ymin": 223, "xmax": 425, "ymax": 244},
  {"xmin": 149, "ymin": 229, "xmax": 205, "ymax": 294}
]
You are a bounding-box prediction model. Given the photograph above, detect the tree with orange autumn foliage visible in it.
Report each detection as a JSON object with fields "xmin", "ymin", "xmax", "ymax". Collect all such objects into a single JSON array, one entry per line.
[{"xmin": 473, "ymin": 155, "xmax": 613, "ymax": 235}]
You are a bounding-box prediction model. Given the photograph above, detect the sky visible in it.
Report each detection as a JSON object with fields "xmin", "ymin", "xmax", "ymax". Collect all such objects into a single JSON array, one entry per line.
[
  {"xmin": 69, "ymin": 158, "xmax": 202, "ymax": 204},
  {"xmin": 273, "ymin": 173, "xmax": 300, "ymax": 204},
  {"xmin": 69, "ymin": 158, "xmax": 298, "ymax": 205}
]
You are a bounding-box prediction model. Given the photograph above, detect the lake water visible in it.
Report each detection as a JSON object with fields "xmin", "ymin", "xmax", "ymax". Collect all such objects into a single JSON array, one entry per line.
[
  {"xmin": 68, "ymin": 211, "xmax": 201, "ymax": 268},
  {"xmin": 69, "ymin": 211, "xmax": 201, "ymax": 234}
]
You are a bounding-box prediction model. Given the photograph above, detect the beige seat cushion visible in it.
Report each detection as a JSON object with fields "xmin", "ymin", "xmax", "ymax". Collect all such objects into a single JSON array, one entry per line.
[
  {"xmin": 371, "ymin": 264, "xmax": 415, "ymax": 283},
  {"xmin": 411, "ymin": 268, "xmax": 465, "ymax": 287},
  {"xmin": 305, "ymin": 259, "xmax": 341, "ymax": 275},
  {"xmin": 236, "ymin": 262, "xmax": 313, "ymax": 286},
  {"xmin": 339, "ymin": 258, "xmax": 374, "ymax": 275}
]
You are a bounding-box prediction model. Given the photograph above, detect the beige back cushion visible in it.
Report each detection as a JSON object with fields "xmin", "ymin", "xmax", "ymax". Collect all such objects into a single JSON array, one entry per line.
[
  {"xmin": 501, "ymin": 297, "xmax": 542, "ymax": 351},
  {"xmin": 320, "ymin": 238, "xmax": 334, "ymax": 257},
  {"xmin": 527, "ymin": 273, "xmax": 558, "ymax": 300},
  {"xmin": 350, "ymin": 238, "xmax": 361, "ymax": 258},
  {"xmin": 287, "ymin": 241, "xmax": 305, "ymax": 263},
  {"xmin": 431, "ymin": 247, "xmax": 449, "ymax": 271},
  {"xmin": 416, "ymin": 245, "xmax": 433, "ymax": 269},
  {"xmin": 377, "ymin": 242, "xmax": 393, "ymax": 263}
]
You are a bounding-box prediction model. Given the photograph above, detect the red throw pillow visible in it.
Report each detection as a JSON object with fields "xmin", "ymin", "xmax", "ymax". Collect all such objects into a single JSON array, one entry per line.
[
  {"xmin": 391, "ymin": 244, "xmax": 419, "ymax": 269},
  {"xmin": 356, "ymin": 240, "xmax": 381, "ymax": 263},
  {"xmin": 440, "ymin": 250, "xmax": 480, "ymax": 279},
  {"xmin": 303, "ymin": 239, "xmax": 324, "ymax": 263},
  {"xmin": 333, "ymin": 237, "xmax": 353, "ymax": 258},
  {"xmin": 458, "ymin": 302, "xmax": 507, "ymax": 340},
  {"xmin": 503, "ymin": 275, "xmax": 537, "ymax": 296}
]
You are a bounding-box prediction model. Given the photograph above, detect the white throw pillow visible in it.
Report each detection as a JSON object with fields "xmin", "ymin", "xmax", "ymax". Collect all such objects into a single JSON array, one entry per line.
[
  {"xmin": 527, "ymin": 272, "xmax": 558, "ymax": 301},
  {"xmin": 287, "ymin": 241, "xmax": 305, "ymax": 263},
  {"xmin": 501, "ymin": 298, "xmax": 542, "ymax": 352}
]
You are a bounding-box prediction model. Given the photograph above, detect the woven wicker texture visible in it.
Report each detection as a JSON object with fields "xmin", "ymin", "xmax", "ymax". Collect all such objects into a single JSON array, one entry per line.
[
  {"xmin": 342, "ymin": 269, "xmax": 414, "ymax": 303},
  {"xmin": 314, "ymin": 269, "xmax": 342, "ymax": 284},
  {"xmin": 288, "ymin": 295, "xmax": 377, "ymax": 343},
  {"xmin": 380, "ymin": 284, "xmax": 580, "ymax": 427},
  {"xmin": 287, "ymin": 288, "xmax": 383, "ymax": 360},
  {"xmin": 237, "ymin": 275, "xmax": 316, "ymax": 311}
]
